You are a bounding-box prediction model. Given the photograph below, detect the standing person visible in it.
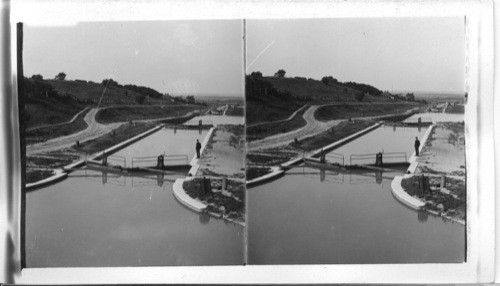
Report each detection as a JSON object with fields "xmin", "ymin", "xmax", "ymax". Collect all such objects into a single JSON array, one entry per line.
[
  {"xmin": 414, "ymin": 137, "xmax": 421, "ymax": 156},
  {"xmin": 196, "ymin": 139, "xmax": 202, "ymax": 159}
]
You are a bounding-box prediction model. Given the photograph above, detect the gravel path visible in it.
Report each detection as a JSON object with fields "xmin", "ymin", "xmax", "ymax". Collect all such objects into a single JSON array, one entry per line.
[
  {"xmin": 247, "ymin": 105, "xmax": 342, "ymax": 151},
  {"xmin": 27, "ymin": 108, "xmax": 123, "ymax": 155}
]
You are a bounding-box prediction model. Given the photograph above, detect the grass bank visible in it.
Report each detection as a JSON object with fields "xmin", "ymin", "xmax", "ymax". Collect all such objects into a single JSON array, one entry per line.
[
  {"xmin": 183, "ymin": 178, "xmax": 245, "ymax": 222},
  {"xmin": 314, "ymin": 103, "xmax": 419, "ymax": 122},
  {"xmin": 72, "ymin": 122, "xmax": 157, "ymax": 154},
  {"xmin": 26, "ymin": 108, "xmax": 90, "ymax": 144},
  {"xmin": 401, "ymin": 175, "xmax": 465, "ymax": 221},
  {"xmin": 26, "ymin": 169, "xmax": 54, "ymax": 184},
  {"xmin": 246, "ymin": 148, "xmax": 299, "ymax": 167},
  {"xmin": 445, "ymin": 104, "xmax": 465, "ymax": 114},
  {"xmin": 246, "ymin": 107, "xmax": 308, "ymax": 141},
  {"xmin": 246, "ymin": 166, "xmax": 272, "ymax": 181},
  {"xmin": 95, "ymin": 105, "xmax": 200, "ymax": 124},
  {"xmin": 225, "ymin": 105, "xmax": 244, "ymax": 116},
  {"xmin": 291, "ymin": 119, "xmax": 377, "ymax": 152}
]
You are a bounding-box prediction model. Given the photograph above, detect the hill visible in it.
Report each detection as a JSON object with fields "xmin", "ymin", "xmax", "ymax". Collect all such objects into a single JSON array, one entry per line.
[
  {"xmin": 22, "ymin": 78, "xmax": 194, "ymax": 128},
  {"xmin": 246, "ymin": 75, "xmax": 404, "ymax": 125}
]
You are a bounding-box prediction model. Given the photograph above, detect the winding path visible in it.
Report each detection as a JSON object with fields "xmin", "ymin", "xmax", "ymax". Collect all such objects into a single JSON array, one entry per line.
[
  {"xmin": 27, "ymin": 108, "xmax": 123, "ymax": 155},
  {"xmin": 247, "ymin": 105, "xmax": 342, "ymax": 151},
  {"xmin": 247, "ymin": 104, "xmax": 419, "ymax": 151},
  {"xmin": 27, "ymin": 107, "xmax": 203, "ymax": 155}
]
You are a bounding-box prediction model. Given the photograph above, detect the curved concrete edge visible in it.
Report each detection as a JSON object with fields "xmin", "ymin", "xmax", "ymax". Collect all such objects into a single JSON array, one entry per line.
[
  {"xmin": 26, "ymin": 170, "xmax": 68, "ymax": 190},
  {"xmin": 407, "ymin": 124, "xmax": 435, "ymax": 174},
  {"xmin": 246, "ymin": 167, "xmax": 285, "ymax": 188},
  {"xmin": 188, "ymin": 127, "xmax": 215, "ymax": 176},
  {"xmin": 172, "ymin": 178, "xmax": 207, "ymax": 213},
  {"xmin": 172, "ymin": 178, "xmax": 245, "ymax": 227},
  {"xmin": 391, "ymin": 175, "xmax": 426, "ymax": 210}
]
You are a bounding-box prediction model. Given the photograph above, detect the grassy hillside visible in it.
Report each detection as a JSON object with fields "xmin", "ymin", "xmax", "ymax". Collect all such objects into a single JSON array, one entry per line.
[
  {"xmin": 264, "ymin": 77, "xmax": 393, "ymax": 102},
  {"xmin": 95, "ymin": 105, "xmax": 201, "ymax": 124},
  {"xmin": 47, "ymin": 79, "xmax": 149, "ymax": 105},
  {"xmin": 245, "ymin": 75, "xmax": 304, "ymax": 125},
  {"xmin": 246, "ymin": 75, "xmax": 404, "ymax": 125},
  {"xmin": 314, "ymin": 102, "xmax": 420, "ymax": 121}
]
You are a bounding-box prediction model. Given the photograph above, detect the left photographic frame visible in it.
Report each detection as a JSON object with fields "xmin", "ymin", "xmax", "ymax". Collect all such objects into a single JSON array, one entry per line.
[{"xmin": 17, "ymin": 20, "xmax": 246, "ymax": 268}]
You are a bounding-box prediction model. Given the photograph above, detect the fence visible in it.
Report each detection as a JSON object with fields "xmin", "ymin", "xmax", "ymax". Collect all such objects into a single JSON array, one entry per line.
[
  {"xmin": 131, "ymin": 154, "xmax": 189, "ymax": 168},
  {"xmin": 349, "ymin": 152, "xmax": 407, "ymax": 165},
  {"xmin": 404, "ymin": 116, "xmax": 433, "ymax": 124},
  {"xmin": 107, "ymin": 155, "xmax": 127, "ymax": 168},
  {"xmin": 324, "ymin": 152, "xmax": 345, "ymax": 165}
]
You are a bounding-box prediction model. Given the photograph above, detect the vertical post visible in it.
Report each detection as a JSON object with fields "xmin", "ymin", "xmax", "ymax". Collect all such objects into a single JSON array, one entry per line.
[
  {"xmin": 222, "ymin": 177, "xmax": 227, "ymax": 190},
  {"xmin": 440, "ymin": 175, "xmax": 446, "ymax": 189},
  {"xmin": 375, "ymin": 152, "xmax": 383, "ymax": 166},
  {"xmin": 102, "ymin": 152, "xmax": 108, "ymax": 165}
]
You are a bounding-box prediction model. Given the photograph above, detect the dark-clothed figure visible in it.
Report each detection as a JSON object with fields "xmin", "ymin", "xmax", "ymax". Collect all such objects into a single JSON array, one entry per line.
[
  {"xmin": 414, "ymin": 137, "xmax": 421, "ymax": 156},
  {"xmin": 196, "ymin": 139, "xmax": 202, "ymax": 159}
]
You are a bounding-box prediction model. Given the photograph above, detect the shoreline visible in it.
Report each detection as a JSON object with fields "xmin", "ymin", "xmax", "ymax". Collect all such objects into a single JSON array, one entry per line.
[{"xmin": 390, "ymin": 123, "xmax": 466, "ymax": 226}]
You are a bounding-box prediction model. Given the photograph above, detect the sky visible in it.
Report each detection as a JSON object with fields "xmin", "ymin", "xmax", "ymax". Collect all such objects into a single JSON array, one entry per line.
[
  {"xmin": 246, "ymin": 18, "xmax": 465, "ymax": 95},
  {"xmin": 24, "ymin": 20, "xmax": 244, "ymax": 96}
]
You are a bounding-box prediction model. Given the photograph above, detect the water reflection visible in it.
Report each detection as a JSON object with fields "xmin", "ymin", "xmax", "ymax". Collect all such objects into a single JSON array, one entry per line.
[
  {"xmin": 199, "ymin": 213, "xmax": 211, "ymax": 225},
  {"xmin": 248, "ymin": 166, "xmax": 465, "ymax": 264},
  {"xmin": 26, "ymin": 168, "xmax": 244, "ymax": 267},
  {"xmin": 418, "ymin": 210, "xmax": 429, "ymax": 223},
  {"xmin": 80, "ymin": 168, "xmax": 181, "ymax": 188}
]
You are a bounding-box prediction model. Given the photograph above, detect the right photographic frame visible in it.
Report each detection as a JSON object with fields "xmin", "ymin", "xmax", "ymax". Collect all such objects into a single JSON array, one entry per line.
[{"xmin": 245, "ymin": 17, "xmax": 467, "ymax": 265}]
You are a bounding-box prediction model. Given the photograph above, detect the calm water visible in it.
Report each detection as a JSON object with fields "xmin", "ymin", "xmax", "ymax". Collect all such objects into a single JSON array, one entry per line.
[
  {"xmin": 112, "ymin": 128, "xmax": 208, "ymax": 167},
  {"xmin": 248, "ymin": 124, "xmax": 465, "ymax": 264},
  {"xmin": 330, "ymin": 125, "xmax": 425, "ymax": 164},
  {"xmin": 248, "ymin": 168, "xmax": 465, "ymax": 264},
  {"xmin": 405, "ymin": 112, "xmax": 464, "ymax": 123},
  {"xmin": 184, "ymin": 115, "xmax": 244, "ymax": 126},
  {"xmin": 26, "ymin": 169, "xmax": 244, "ymax": 267}
]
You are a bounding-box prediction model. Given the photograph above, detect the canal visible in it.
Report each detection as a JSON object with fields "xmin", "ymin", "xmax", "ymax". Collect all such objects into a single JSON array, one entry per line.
[
  {"xmin": 247, "ymin": 124, "xmax": 465, "ymax": 264},
  {"xmin": 25, "ymin": 122, "xmax": 245, "ymax": 267},
  {"xmin": 184, "ymin": 115, "xmax": 245, "ymax": 126}
]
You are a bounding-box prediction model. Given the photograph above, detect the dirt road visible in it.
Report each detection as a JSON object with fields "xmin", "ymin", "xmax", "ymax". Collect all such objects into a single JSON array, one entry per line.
[
  {"xmin": 247, "ymin": 105, "xmax": 342, "ymax": 151},
  {"xmin": 27, "ymin": 108, "xmax": 123, "ymax": 155},
  {"xmin": 247, "ymin": 104, "xmax": 419, "ymax": 151}
]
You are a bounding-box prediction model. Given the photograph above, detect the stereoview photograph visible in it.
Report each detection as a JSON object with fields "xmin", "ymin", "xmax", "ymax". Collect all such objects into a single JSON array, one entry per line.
[
  {"xmin": 19, "ymin": 20, "xmax": 245, "ymax": 267},
  {"xmin": 18, "ymin": 16, "xmax": 467, "ymax": 268},
  {"xmin": 245, "ymin": 18, "xmax": 466, "ymax": 264}
]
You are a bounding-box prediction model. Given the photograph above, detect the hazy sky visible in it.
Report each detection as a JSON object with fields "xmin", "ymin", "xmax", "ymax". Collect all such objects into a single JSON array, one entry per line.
[
  {"xmin": 246, "ymin": 18, "xmax": 465, "ymax": 94},
  {"xmin": 24, "ymin": 20, "xmax": 244, "ymax": 96}
]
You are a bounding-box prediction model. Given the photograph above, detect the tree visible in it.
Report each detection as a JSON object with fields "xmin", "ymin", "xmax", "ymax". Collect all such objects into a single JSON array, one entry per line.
[
  {"xmin": 321, "ymin": 76, "xmax": 329, "ymax": 85},
  {"xmin": 355, "ymin": 92, "xmax": 365, "ymax": 102},
  {"xmin": 54, "ymin": 72, "xmax": 66, "ymax": 80},
  {"xmin": 31, "ymin": 74, "xmax": 43, "ymax": 81},
  {"xmin": 102, "ymin": 78, "xmax": 119, "ymax": 86},
  {"xmin": 250, "ymin": 71, "xmax": 263, "ymax": 78},
  {"xmin": 274, "ymin": 69, "xmax": 286, "ymax": 78},
  {"xmin": 405, "ymin": 93, "xmax": 415, "ymax": 101},
  {"xmin": 186, "ymin": 95, "xmax": 195, "ymax": 104},
  {"xmin": 135, "ymin": 94, "xmax": 146, "ymax": 104}
]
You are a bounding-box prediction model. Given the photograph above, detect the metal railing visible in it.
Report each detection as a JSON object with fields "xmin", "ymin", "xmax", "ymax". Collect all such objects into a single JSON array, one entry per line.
[
  {"xmin": 132, "ymin": 154, "xmax": 189, "ymax": 168},
  {"xmin": 325, "ymin": 152, "xmax": 345, "ymax": 165},
  {"xmin": 107, "ymin": 155, "xmax": 127, "ymax": 168},
  {"xmin": 404, "ymin": 116, "xmax": 432, "ymax": 123},
  {"xmin": 163, "ymin": 154, "xmax": 189, "ymax": 166},
  {"xmin": 349, "ymin": 152, "xmax": 407, "ymax": 165}
]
